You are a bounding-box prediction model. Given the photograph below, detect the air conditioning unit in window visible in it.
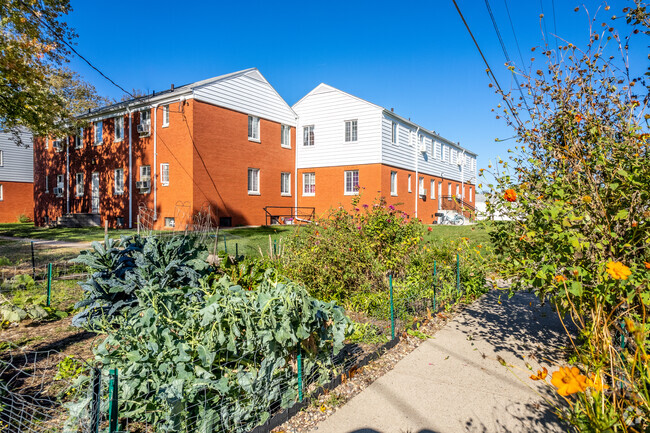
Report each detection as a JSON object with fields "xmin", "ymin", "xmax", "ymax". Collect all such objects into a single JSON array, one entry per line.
[
  {"xmin": 137, "ymin": 123, "xmax": 150, "ymax": 135},
  {"xmin": 53, "ymin": 187, "xmax": 63, "ymax": 195},
  {"xmin": 419, "ymin": 143, "xmax": 427, "ymax": 153},
  {"xmin": 136, "ymin": 180, "xmax": 150, "ymax": 190},
  {"xmin": 53, "ymin": 141, "xmax": 62, "ymax": 151},
  {"xmin": 419, "ymin": 187, "xmax": 427, "ymax": 197}
]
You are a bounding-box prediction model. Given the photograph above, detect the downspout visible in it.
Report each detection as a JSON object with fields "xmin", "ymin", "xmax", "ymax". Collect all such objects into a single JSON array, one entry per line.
[
  {"xmin": 294, "ymin": 117, "xmax": 298, "ymax": 220},
  {"xmin": 414, "ymin": 127, "xmax": 420, "ymax": 218},
  {"xmin": 153, "ymin": 104, "xmax": 159, "ymax": 222},
  {"xmin": 128, "ymin": 108, "xmax": 133, "ymax": 228},
  {"xmin": 66, "ymin": 140, "xmax": 70, "ymax": 214}
]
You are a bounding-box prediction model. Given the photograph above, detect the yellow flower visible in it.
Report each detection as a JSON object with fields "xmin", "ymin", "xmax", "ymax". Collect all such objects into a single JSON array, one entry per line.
[
  {"xmin": 585, "ymin": 373, "xmax": 609, "ymax": 393},
  {"xmin": 551, "ymin": 366, "xmax": 588, "ymax": 396},
  {"xmin": 530, "ymin": 367, "xmax": 548, "ymax": 381},
  {"xmin": 581, "ymin": 195, "xmax": 592, "ymax": 204},
  {"xmin": 554, "ymin": 275, "xmax": 567, "ymax": 283},
  {"xmin": 606, "ymin": 261, "xmax": 631, "ymax": 280}
]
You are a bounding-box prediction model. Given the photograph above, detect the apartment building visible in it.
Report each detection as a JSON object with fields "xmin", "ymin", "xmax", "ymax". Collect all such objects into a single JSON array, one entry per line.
[
  {"xmin": 293, "ymin": 84, "xmax": 477, "ymax": 223},
  {"xmin": 0, "ymin": 129, "xmax": 34, "ymax": 223},
  {"xmin": 33, "ymin": 68, "xmax": 296, "ymax": 229}
]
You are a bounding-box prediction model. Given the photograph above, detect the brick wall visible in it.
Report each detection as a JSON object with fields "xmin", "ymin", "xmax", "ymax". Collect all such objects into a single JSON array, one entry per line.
[{"xmin": 0, "ymin": 181, "xmax": 34, "ymax": 223}]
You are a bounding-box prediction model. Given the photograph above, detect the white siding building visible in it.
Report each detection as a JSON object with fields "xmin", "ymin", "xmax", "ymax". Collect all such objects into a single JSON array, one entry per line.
[{"xmin": 0, "ymin": 129, "xmax": 34, "ymax": 222}]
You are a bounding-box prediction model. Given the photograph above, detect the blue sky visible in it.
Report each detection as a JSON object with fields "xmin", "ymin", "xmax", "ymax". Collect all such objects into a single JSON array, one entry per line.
[{"xmin": 65, "ymin": 0, "xmax": 644, "ymax": 188}]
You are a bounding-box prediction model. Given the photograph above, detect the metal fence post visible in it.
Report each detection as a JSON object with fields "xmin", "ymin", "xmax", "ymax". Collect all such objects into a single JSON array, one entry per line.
[
  {"xmin": 456, "ymin": 253, "xmax": 460, "ymax": 296},
  {"xmin": 108, "ymin": 368, "xmax": 118, "ymax": 433},
  {"xmin": 235, "ymin": 243, "xmax": 239, "ymax": 258},
  {"xmin": 389, "ymin": 274, "xmax": 395, "ymax": 339},
  {"xmin": 30, "ymin": 241, "xmax": 36, "ymax": 280},
  {"xmin": 433, "ymin": 260, "xmax": 437, "ymax": 312},
  {"xmin": 46, "ymin": 263, "xmax": 52, "ymax": 307},
  {"xmin": 297, "ymin": 347, "xmax": 303, "ymax": 402},
  {"xmin": 90, "ymin": 368, "xmax": 102, "ymax": 433},
  {"xmin": 223, "ymin": 232, "xmax": 227, "ymax": 254}
]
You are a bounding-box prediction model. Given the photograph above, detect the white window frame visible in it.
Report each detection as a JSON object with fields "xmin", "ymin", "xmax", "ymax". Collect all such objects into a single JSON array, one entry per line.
[
  {"xmin": 115, "ymin": 117, "xmax": 124, "ymax": 142},
  {"xmin": 442, "ymin": 144, "xmax": 448, "ymax": 162},
  {"xmin": 303, "ymin": 125, "xmax": 314, "ymax": 146},
  {"xmin": 248, "ymin": 115, "xmax": 260, "ymax": 142},
  {"xmin": 94, "ymin": 121, "xmax": 103, "ymax": 145},
  {"xmin": 164, "ymin": 217, "xmax": 175, "ymax": 228},
  {"xmin": 75, "ymin": 173, "xmax": 84, "ymax": 197},
  {"xmin": 140, "ymin": 110, "xmax": 151, "ymax": 136},
  {"xmin": 448, "ymin": 182, "xmax": 452, "ymax": 200},
  {"xmin": 281, "ymin": 172, "xmax": 291, "ymax": 196},
  {"xmin": 0, "ymin": 184, "xmax": 3, "ymax": 201},
  {"xmin": 408, "ymin": 174, "xmax": 412, "ymax": 193},
  {"xmin": 390, "ymin": 171, "xmax": 397, "ymax": 196},
  {"xmin": 160, "ymin": 163, "xmax": 170, "ymax": 186},
  {"xmin": 139, "ymin": 165, "xmax": 151, "ymax": 194},
  {"xmin": 434, "ymin": 141, "xmax": 441, "ymax": 159},
  {"xmin": 114, "ymin": 168, "xmax": 124, "ymax": 195},
  {"xmin": 302, "ymin": 172, "xmax": 315, "ymax": 196},
  {"xmin": 456, "ymin": 184, "xmax": 460, "ymax": 198},
  {"xmin": 418, "ymin": 177, "xmax": 424, "ymax": 196},
  {"xmin": 247, "ymin": 168, "xmax": 260, "ymax": 195},
  {"xmin": 56, "ymin": 174, "xmax": 64, "ymax": 197},
  {"xmin": 430, "ymin": 179, "xmax": 435, "ymax": 199},
  {"xmin": 0, "ymin": 150, "xmax": 3, "ymax": 167},
  {"xmin": 162, "ymin": 105, "xmax": 170, "ymax": 127},
  {"xmin": 344, "ymin": 120, "xmax": 358, "ymax": 143},
  {"xmin": 391, "ymin": 122, "xmax": 398, "ymax": 145},
  {"xmin": 344, "ymin": 170, "xmax": 359, "ymax": 195},
  {"xmin": 281, "ymin": 125, "xmax": 291, "ymax": 149},
  {"xmin": 75, "ymin": 128, "xmax": 84, "ymax": 149}
]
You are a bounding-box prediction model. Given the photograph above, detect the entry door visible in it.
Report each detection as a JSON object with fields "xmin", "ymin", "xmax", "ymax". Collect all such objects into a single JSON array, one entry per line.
[{"xmin": 91, "ymin": 172, "xmax": 100, "ymax": 213}]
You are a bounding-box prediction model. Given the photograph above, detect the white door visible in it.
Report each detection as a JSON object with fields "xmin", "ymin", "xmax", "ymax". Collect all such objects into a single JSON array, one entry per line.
[{"xmin": 91, "ymin": 172, "xmax": 100, "ymax": 213}]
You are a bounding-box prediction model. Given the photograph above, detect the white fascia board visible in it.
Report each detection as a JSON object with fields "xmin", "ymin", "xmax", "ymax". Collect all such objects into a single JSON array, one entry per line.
[
  {"xmin": 293, "ymin": 83, "xmax": 384, "ymax": 112},
  {"xmin": 80, "ymin": 93, "xmax": 194, "ymax": 123}
]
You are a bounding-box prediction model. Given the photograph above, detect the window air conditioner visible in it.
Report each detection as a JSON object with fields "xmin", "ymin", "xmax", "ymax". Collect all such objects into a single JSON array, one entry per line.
[
  {"xmin": 53, "ymin": 187, "xmax": 63, "ymax": 195},
  {"xmin": 419, "ymin": 143, "xmax": 427, "ymax": 153},
  {"xmin": 137, "ymin": 123, "xmax": 150, "ymax": 134},
  {"xmin": 136, "ymin": 180, "xmax": 151, "ymax": 189},
  {"xmin": 53, "ymin": 141, "xmax": 62, "ymax": 150}
]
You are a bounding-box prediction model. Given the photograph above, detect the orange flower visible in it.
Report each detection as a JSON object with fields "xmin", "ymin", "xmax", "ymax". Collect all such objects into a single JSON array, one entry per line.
[
  {"xmin": 555, "ymin": 275, "xmax": 567, "ymax": 282},
  {"xmin": 581, "ymin": 195, "xmax": 592, "ymax": 204},
  {"xmin": 606, "ymin": 261, "xmax": 632, "ymax": 280},
  {"xmin": 504, "ymin": 189, "xmax": 517, "ymax": 202},
  {"xmin": 644, "ymin": 261, "xmax": 650, "ymax": 269},
  {"xmin": 585, "ymin": 373, "xmax": 609, "ymax": 392},
  {"xmin": 574, "ymin": 114, "xmax": 582, "ymax": 123},
  {"xmin": 632, "ymin": 222, "xmax": 638, "ymax": 227},
  {"xmin": 530, "ymin": 367, "xmax": 548, "ymax": 381},
  {"xmin": 551, "ymin": 367, "xmax": 588, "ymax": 396}
]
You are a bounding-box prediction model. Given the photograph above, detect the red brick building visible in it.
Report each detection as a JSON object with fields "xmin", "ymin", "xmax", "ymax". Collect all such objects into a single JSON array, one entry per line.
[
  {"xmin": 0, "ymin": 129, "xmax": 34, "ymax": 223},
  {"xmin": 33, "ymin": 69, "xmax": 297, "ymax": 229}
]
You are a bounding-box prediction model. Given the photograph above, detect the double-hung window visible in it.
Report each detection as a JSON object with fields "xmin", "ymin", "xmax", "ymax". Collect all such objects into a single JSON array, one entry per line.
[
  {"xmin": 75, "ymin": 173, "xmax": 84, "ymax": 196},
  {"xmin": 434, "ymin": 141, "xmax": 441, "ymax": 159},
  {"xmin": 281, "ymin": 125, "xmax": 291, "ymax": 148},
  {"xmin": 139, "ymin": 165, "xmax": 151, "ymax": 193},
  {"xmin": 162, "ymin": 105, "xmax": 170, "ymax": 127},
  {"xmin": 0, "ymin": 150, "xmax": 3, "ymax": 167},
  {"xmin": 303, "ymin": 125, "xmax": 314, "ymax": 146},
  {"xmin": 114, "ymin": 168, "xmax": 124, "ymax": 195},
  {"xmin": 160, "ymin": 163, "xmax": 170, "ymax": 186},
  {"xmin": 390, "ymin": 171, "xmax": 397, "ymax": 196},
  {"xmin": 281, "ymin": 172, "xmax": 291, "ymax": 196},
  {"xmin": 115, "ymin": 117, "xmax": 124, "ymax": 142},
  {"xmin": 0, "ymin": 184, "xmax": 3, "ymax": 201},
  {"xmin": 303, "ymin": 172, "xmax": 315, "ymax": 196},
  {"xmin": 139, "ymin": 110, "xmax": 151, "ymax": 135},
  {"xmin": 344, "ymin": 170, "xmax": 359, "ymax": 195},
  {"xmin": 418, "ymin": 177, "xmax": 424, "ymax": 196},
  {"xmin": 408, "ymin": 175, "xmax": 412, "ymax": 193},
  {"xmin": 345, "ymin": 120, "xmax": 358, "ymax": 142},
  {"xmin": 248, "ymin": 116, "xmax": 260, "ymax": 141},
  {"xmin": 56, "ymin": 175, "xmax": 64, "ymax": 197},
  {"xmin": 391, "ymin": 122, "xmax": 398, "ymax": 145},
  {"xmin": 248, "ymin": 168, "xmax": 260, "ymax": 194},
  {"xmin": 430, "ymin": 179, "xmax": 435, "ymax": 199},
  {"xmin": 94, "ymin": 121, "xmax": 103, "ymax": 145},
  {"xmin": 75, "ymin": 128, "xmax": 83, "ymax": 149}
]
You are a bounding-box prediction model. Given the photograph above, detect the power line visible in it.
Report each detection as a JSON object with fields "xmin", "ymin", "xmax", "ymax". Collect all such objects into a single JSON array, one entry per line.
[
  {"xmin": 484, "ymin": 0, "xmax": 530, "ymax": 111},
  {"xmin": 19, "ymin": 0, "xmax": 135, "ymax": 99},
  {"xmin": 551, "ymin": 0, "xmax": 559, "ymax": 53},
  {"xmin": 502, "ymin": 0, "xmax": 527, "ymax": 70},
  {"xmin": 538, "ymin": 0, "xmax": 550, "ymax": 48},
  {"xmin": 450, "ymin": 0, "xmax": 522, "ymax": 127}
]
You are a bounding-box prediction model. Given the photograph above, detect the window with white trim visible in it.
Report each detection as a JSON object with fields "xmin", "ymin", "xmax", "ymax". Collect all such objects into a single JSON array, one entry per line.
[
  {"xmin": 447, "ymin": 182, "xmax": 452, "ymax": 199},
  {"xmin": 75, "ymin": 173, "xmax": 84, "ymax": 196},
  {"xmin": 408, "ymin": 175, "xmax": 412, "ymax": 193},
  {"xmin": 451, "ymin": 148, "xmax": 457, "ymax": 165},
  {"xmin": 281, "ymin": 172, "xmax": 291, "ymax": 196},
  {"xmin": 303, "ymin": 172, "xmax": 315, "ymax": 196},
  {"xmin": 139, "ymin": 165, "xmax": 151, "ymax": 193},
  {"xmin": 139, "ymin": 110, "xmax": 151, "ymax": 135},
  {"xmin": 456, "ymin": 184, "xmax": 460, "ymax": 197},
  {"xmin": 390, "ymin": 171, "xmax": 397, "ymax": 196},
  {"xmin": 75, "ymin": 128, "xmax": 83, "ymax": 149},
  {"xmin": 115, "ymin": 116, "xmax": 124, "ymax": 141},
  {"xmin": 162, "ymin": 105, "xmax": 170, "ymax": 127},
  {"xmin": 418, "ymin": 177, "xmax": 424, "ymax": 196},
  {"xmin": 344, "ymin": 170, "xmax": 359, "ymax": 195},
  {"xmin": 470, "ymin": 186, "xmax": 474, "ymax": 202},
  {"xmin": 160, "ymin": 163, "xmax": 170, "ymax": 186},
  {"xmin": 248, "ymin": 168, "xmax": 260, "ymax": 194},
  {"xmin": 0, "ymin": 150, "xmax": 3, "ymax": 166},
  {"xmin": 94, "ymin": 121, "xmax": 103, "ymax": 145},
  {"xmin": 56, "ymin": 174, "xmax": 64, "ymax": 196},
  {"xmin": 281, "ymin": 125, "xmax": 291, "ymax": 148},
  {"xmin": 248, "ymin": 116, "xmax": 260, "ymax": 141},
  {"xmin": 391, "ymin": 122, "xmax": 398, "ymax": 145},
  {"xmin": 345, "ymin": 120, "xmax": 358, "ymax": 142},
  {"xmin": 303, "ymin": 125, "xmax": 314, "ymax": 146},
  {"xmin": 430, "ymin": 179, "xmax": 435, "ymax": 199},
  {"xmin": 0, "ymin": 184, "xmax": 3, "ymax": 201},
  {"xmin": 434, "ymin": 141, "xmax": 441, "ymax": 159},
  {"xmin": 114, "ymin": 168, "xmax": 124, "ymax": 195},
  {"xmin": 164, "ymin": 217, "xmax": 175, "ymax": 228}
]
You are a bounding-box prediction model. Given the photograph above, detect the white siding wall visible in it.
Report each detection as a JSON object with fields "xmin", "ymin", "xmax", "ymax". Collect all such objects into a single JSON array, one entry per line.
[
  {"xmin": 0, "ymin": 130, "xmax": 33, "ymax": 183},
  {"xmin": 193, "ymin": 70, "xmax": 296, "ymax": 126},
  {"xmin": 381, "ymin": 113, "xmax": 477, "ymax": 185},
  {"xmin": 294, "ymin": 85, "xmax": 383, "ymax": 169}
]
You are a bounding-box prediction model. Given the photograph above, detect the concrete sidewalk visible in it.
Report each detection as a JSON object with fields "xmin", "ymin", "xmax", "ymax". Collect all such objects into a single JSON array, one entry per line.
[
  {"xmin": 0, "ymin": 235, "xmax": 92, "ymax": 249},
  {"xmin": 310, "ymin": 290, "xmax": 571, "ymax": 433}
]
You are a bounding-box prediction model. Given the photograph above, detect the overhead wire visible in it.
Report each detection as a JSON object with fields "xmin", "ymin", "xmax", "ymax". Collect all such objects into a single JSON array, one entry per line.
[
  {"xmin": 551, "ymin": 0, "xmax": 559, "ymax": 53},
  {"xmin": 502, "ymin": 0, "xmax": 527, "ymax": 70},
  {"xmin": 484, "ymin": 0, "xmax": 530, "ymax": 111}
]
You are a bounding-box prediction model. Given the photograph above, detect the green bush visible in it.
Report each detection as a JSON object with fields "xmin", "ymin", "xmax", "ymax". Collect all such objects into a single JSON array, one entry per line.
[{"xmin": 17, "ymin": 214, "xmax": 32, "ymax": 223}]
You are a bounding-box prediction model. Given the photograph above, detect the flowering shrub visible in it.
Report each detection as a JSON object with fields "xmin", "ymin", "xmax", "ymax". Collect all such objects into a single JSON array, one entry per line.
[{"xmin": 485, "ymin": 3, "xmax": 650, "ymax": 430}]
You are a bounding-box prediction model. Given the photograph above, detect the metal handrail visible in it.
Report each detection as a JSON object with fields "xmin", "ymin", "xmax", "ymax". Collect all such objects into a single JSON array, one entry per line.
[{"xmin": 263, "ymin": 206, "xmax": 315, "ymax": 225}]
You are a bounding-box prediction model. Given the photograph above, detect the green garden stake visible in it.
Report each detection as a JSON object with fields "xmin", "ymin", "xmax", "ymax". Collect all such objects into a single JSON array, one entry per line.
[
  {"xmin": 297, "ymin": 348, "xmax": 303, "ymax": 402},
  {"xmin": 235, "ymin": 243, "xmax": 239, "ymax": 258},
  {"xmin": 46, "ymin": 263, "xmax": 52, "ymax": 307},
  {"xmin": 30, "ymin": 241, "xmax": 36, "ymax": 280},
  {"xmin": 108, "ymin": 369, "xmax": 119, "ymax": 433},
  {"xmin": 433, "ymin": 260, "xmax": 437, "ymax": 312},
  {"xmin": 273, "ymin": 239, "xmax": 277, "ymax": 256},
  {"xmin": 90, "ymin": 368, "xmax": 101, "ymax": 433},
  {"xmin": 456, "ymin": 253, "xmax": 460, "ymax": 296},
  {"xmin": 621, "ymin": 321, "xmax": 626, "ymax": 349},
  {"xmin": 389, "ymin": 274, "xmax": 395, "ymax": 340},
  {"xmin": 223, "ymin": 232, "xmax": 227, "ymax": 254}
]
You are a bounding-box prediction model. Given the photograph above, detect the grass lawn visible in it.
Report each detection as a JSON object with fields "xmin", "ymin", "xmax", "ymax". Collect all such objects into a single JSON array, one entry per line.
[
  {"xmin": 424, "ymin": 222, "xmax": 493, "ymax": 246},
  {"xmin": 0, "ymin": 222, "xmax": 136, "ymax": 242}
]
